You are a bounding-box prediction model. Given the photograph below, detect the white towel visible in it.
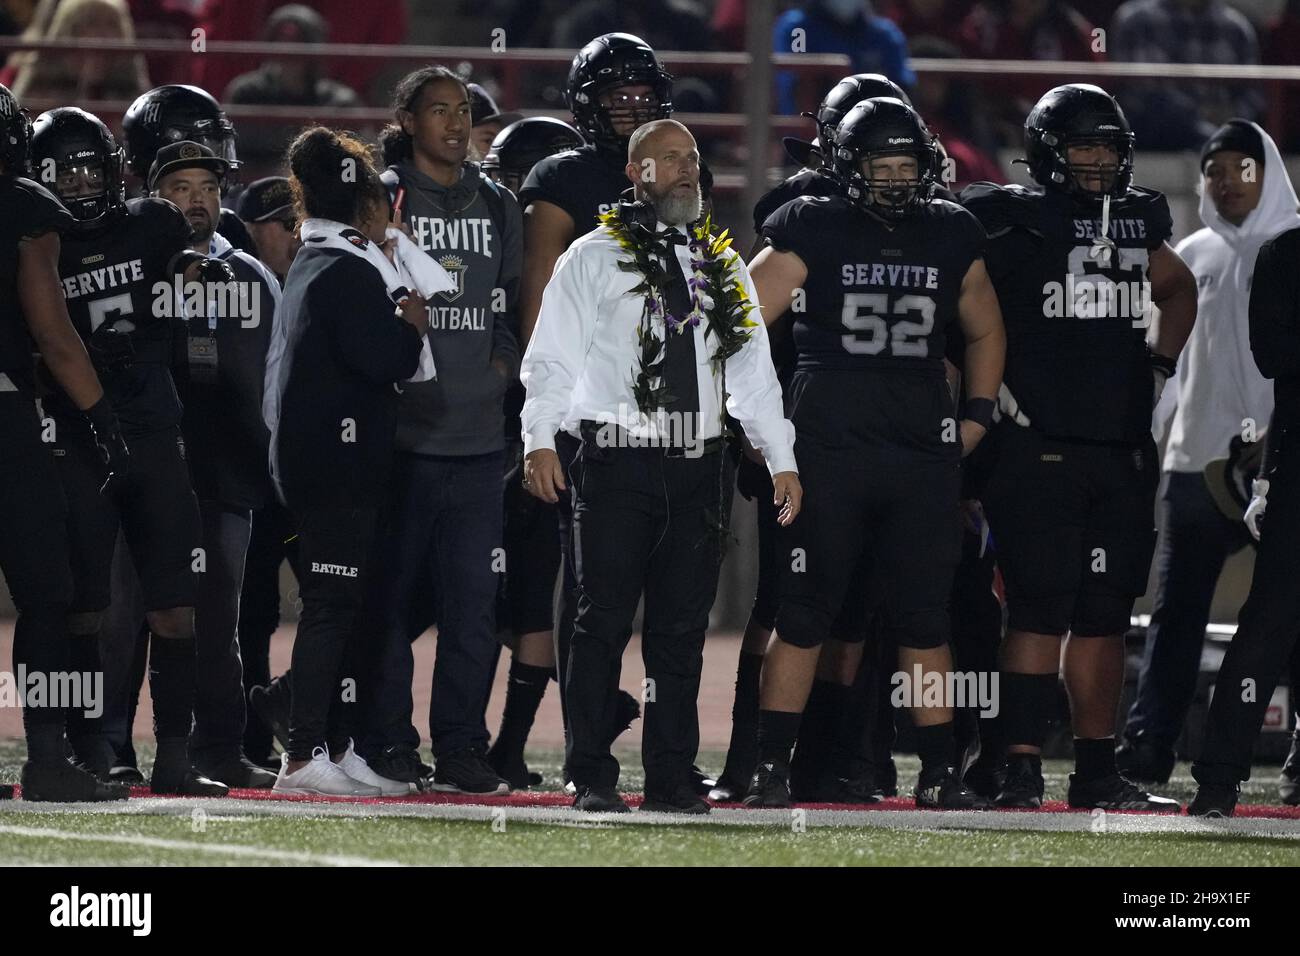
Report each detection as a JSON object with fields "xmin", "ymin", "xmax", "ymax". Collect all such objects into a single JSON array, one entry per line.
[{"xmin": 299, "ymin": 217, "xmax": 453, "ymax": 382}]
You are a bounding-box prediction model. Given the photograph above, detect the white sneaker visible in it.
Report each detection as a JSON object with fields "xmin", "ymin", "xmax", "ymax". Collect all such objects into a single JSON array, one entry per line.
[
  {"xmin": 334, "ymin": 739, "xmax": 413, "ymax": 796},
  {"xmin": 273, "ymin": 748, "xmax": 382, "ymax": 797}
]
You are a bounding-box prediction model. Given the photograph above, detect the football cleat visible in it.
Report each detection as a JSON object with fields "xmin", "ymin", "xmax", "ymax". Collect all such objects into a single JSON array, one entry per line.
[
  {"xmin": 1187, "ymin": 783, "xmax": 1239, "ymax": 818},
  {"xmin": 1067, "ymin": 773, "xmax": 1180, "ymax": 812},
  {"xmin": 915, "ymin": 767, "xmax": 993, "ymax": 810},
  {"xmin": 573, "ymin": 785, "xmax": 630, "ymax": 813},
  {"xmin": 995, "ymin": 755, "xmax": 1045, "ymax": 809},
  {"xmin": 743, "ymin": 761, "xmax": 792, "ymax": 808},
  {"xmin": 21, "ymin": 760, "xmax": 129, "ymax": 802}
]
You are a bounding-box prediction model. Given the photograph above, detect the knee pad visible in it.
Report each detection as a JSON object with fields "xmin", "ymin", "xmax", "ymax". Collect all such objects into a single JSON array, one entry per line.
[
  {"xmin": 1006, "ymin": 594, "xmax": 1072, "ymax": 638},
  {"xmin": 1000, "ymin": 671, "xmax": 1059, "ymax": 749},
  {"xmin": 887, "ymin": 607, "xmax": 950, "ymax": 650},
  {"xmin": 772, "ymin": 599, "xmax": 830, "ymax": 650},
  {"xmin": 67, "ymin": 610, "xmax": 104, "ymax": 636},
  {"xmin": 146, "ymin": 607, "xmax": 195, "ymax": 641},
  {"xmin": 1070, "ymin": 593, "xmax": 1134, "ymax": 637}
]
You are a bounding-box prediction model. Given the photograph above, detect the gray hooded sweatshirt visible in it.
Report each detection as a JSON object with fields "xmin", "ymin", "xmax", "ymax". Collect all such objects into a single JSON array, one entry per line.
[{"xmin": 390, "ymin": 160, "xmax": 522, "ymax": 456}]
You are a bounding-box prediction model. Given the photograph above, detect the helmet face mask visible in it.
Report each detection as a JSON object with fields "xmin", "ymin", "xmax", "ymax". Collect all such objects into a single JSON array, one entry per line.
[
  {"xmin": 0, "ymin": 84, "xmax": 31, "ymax": 176},
  {"xmin": 832, "ymin": 97, "xmax": 937, "ymax": 222}
]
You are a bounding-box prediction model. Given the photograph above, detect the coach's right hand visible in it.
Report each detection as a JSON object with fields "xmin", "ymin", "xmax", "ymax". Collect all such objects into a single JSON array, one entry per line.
[
  {"xmin": 773, "ymin": 471, "xmax": 802, "ymax": 526},
  {"xmin": 524, "ymin": 448, "xmax": 567, "ymax": 503}
]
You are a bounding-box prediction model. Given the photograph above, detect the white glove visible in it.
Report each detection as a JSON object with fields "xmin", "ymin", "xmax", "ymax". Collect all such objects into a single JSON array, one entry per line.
[{"xmin": 1244, "ymin": 478, "xmax": 1270, "ymax": 541}]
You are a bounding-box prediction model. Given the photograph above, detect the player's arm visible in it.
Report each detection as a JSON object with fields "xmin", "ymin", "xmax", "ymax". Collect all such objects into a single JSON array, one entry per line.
[
  {"xmin": 1248, "ymin": 236, "xmax": 1300, "ymax": 379},
  {"xmin": 18, "ymin": 231, "xmax": 104, "ymax": 411},
  {"xmin": 747, "ymin": 244, "xmax": 807, "ymax": 326},
  {"xmin": 955, "ymin": 256, "xmax": 1006, "ymax": 456},
  {"xmin": 1147, "ymin": 241, "xmax": 1197, "ymax": 362},
  {"xmin": 519, "ymin": 200, "xmax": 574, "ymax": 348}
]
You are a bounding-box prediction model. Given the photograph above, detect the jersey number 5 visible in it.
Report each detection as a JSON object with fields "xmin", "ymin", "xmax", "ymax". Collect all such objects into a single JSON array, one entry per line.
[
  {"xmin": 840, "ymin": 293, "xmax": 935, "ymax": 357},
  {"xmin": 87, "ymin": 293, "xmax": 136, "ymax": 334}
]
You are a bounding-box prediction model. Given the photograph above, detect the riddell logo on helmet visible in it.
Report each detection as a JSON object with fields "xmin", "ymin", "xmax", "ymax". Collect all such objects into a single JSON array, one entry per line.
[{"xmin": 887, "ymin": 136, "xmax": 914, "ymax": 145}]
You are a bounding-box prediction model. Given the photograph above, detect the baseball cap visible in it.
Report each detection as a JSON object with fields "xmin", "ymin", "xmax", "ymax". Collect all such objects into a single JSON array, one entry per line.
[
  {"xmin": 148, "ymin": 140, "xmax": 229, "ymax": 190},
  {"xmin": 235, "ymin": 175, "xmax": 294, "ymax": 222}
]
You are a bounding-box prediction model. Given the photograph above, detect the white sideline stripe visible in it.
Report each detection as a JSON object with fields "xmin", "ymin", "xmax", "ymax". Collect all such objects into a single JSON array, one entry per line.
[
  {"xmin": 0, "ymin": 824, "xmax": 404, "ymax": 866},
  {"xmin": 2, "ymin": 798, "xmax": 1299, "ymax": 839}
]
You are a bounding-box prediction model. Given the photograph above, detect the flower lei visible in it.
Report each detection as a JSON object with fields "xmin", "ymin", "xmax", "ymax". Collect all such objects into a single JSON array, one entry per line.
[{"xmin": 598, "ymin": 206, "xmax": 760, "ymax": 417}]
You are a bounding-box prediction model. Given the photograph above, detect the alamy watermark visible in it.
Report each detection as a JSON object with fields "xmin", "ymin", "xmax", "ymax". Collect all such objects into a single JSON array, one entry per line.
[
  {"xmin": 890, "ymin": 665, "xmax": 999, "ymax": 718},
  {"xmin": 0, "ymin": 666, "xmax": 102, "ymax": 718}
]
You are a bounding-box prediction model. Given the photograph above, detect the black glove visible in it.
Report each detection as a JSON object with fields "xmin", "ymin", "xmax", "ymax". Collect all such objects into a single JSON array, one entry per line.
[
  {"xmin": 85, "ymin": 396, "xmax": 129, "ymax": 495},
  {"xmin": 196, "ymin": 256, "xmax": 237, "ymax": 285}
]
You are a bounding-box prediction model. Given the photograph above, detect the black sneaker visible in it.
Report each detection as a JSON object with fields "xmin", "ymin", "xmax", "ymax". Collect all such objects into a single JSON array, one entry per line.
[
  {"xmin": 431, "ymin": 748, "xmax": 510, "ymax": 795},
  {"xmin": 915, "ymin": 767, "xmax": 993, "ymax": 810},
  {"xmin": 707, "ymin": 774, "xmax": 746, "ymax": 802},
  {"xmin": 369, "ymin": 745, "xmax": 426, "ymax": 785},
  {"xmin": 807, "ymin": 771, "xmax": 883, "ymax": 805},
  {"xmin": 995, "ymin": 755, "xmax": 1045, "ymax": 809},
  {"xmin": 641, "ymin": 784, "xmax": 710, "ymax": 814},
  {"xmin": 573, "ymin": 785, "xmax": 630, "ymax": 812},
  {"xmin": 1067, "ymin": 773, "xmax": 1180, "ymax": 812},
  {"xmin": 1115, "ymin": 737, "xmax": 1175, "ymax": 785},
  {"xmin": 151, "ymin": 765, "xmax": 230, "ymax": 797},
  {"xmin": 21, "ymin": 760, "xmax": 129, "ymax": 802},
  {"xmin": 1188, "ymin": 783, "xmax": 1239, "ymax": 818},
  {"xmin": 743, "ymin": 761, "xmax": 792, "ymax": 808},
  {"xmin": 193, "ymin": 755, "xmax": 276, "ymax": 789},
  {"xmin": 1279, "ymin": 733, "xmax": 1299, "ymax": 806}
]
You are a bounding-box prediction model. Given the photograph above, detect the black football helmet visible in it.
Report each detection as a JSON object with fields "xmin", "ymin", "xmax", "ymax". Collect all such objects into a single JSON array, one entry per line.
[
  {"xmin": 0, "ymin": 83, "xmax": 31, "ymax": 177},
  {"xmin": 123, "ymin": 84, "xmax": 239, "ymax": 180},
  {"xmin": 566, "ymin": 33, "xmax": 673, "ymax": 152},
  {"xmin": 831, "ymin": 97, "xmax": 938, "ymax": 220},
  {"xmin": 785, "ymin": 72, "xmax": 912, "ymax": 166},
  {"xmin": 482, "ymin": 117, "xmax": 585, "ymax": 193},
  {"xmin": 30, "ymin": 108, "xmax": 126, "ymax": 231},
  {"xmin": 1024, "ymin": 84, "xmax": 1134, "ymax": 200}
]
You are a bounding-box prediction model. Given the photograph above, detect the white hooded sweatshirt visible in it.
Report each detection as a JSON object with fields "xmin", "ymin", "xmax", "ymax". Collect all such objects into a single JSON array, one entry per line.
[{"xmin": 1159, "ymin": 123, "xmax": 1300, "ymax": 473}]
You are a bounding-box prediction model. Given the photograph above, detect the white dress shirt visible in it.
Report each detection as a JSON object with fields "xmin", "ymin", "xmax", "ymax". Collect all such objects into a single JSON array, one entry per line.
[{"xmin": 521, "ymin": 220, "xmax": 797, "ymax": 476}]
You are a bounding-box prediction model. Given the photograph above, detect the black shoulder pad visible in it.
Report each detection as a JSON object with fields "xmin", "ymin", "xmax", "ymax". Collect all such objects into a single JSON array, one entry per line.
[{"xmin": 958, "ymin": 182, "xmax": 1042, "ymax": 237}]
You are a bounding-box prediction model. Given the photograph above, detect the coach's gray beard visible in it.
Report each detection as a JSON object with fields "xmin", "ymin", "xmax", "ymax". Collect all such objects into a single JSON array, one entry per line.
[{"xmin": 645, "ymin": 183, "xmax": 703, "ymax": 226}]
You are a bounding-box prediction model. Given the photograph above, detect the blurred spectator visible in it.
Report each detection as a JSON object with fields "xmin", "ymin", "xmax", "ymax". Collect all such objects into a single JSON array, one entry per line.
[
  {"xmin": 773, "ymin": 0, "xmax": 915, "ymax": 116},
  {"xmin": 6, "ymin": 0, "xmax": 149, "ymax": 103},
  {"xmin": 194, "ymin": 0, "xmax": 406, "ymax": 105},
  {"xmin": 466, "ymin": 82, "xmax": 521, "ymax": 164},
  {"xmin": 880, "ymin": 0, "xmax": 971, "ymax": 47},
  {"xmin": 1111, "ymin": 0, "xmax": 1261, "ymax": 150},
  {"xmin": 549, "ymin": 0, "xmax": 711, "ymax": 53},
  {"xmin": 1262, "ymin": 0, "xmax": 1300, "ymax": 150},
  {"xmin": 225, "ymin": 5, "xmax": 360, "ymax": 177},
  {"xmin": 960, "ymin": 0, "xmax": 1103, "ymax": 142},
  {"xmin": 126, "ymin": 0, "xmax": 200, "ymax": 89},
  {"xmin": 711, "ymin": 0, "xmax": 746, "ymax": 50},
  {"xmin": 909, "ymin": 37, "xmax": 1004, "ymax": 188}
]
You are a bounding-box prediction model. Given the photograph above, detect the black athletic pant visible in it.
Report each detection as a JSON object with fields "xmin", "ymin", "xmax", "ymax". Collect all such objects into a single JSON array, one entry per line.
[
  {"xmin": 239, "ymin": 499, "xmax": 299, "ymax": 759},
  {"xmin": 1193, "ymin": 422, "xmax": 1300, "ymax": 785},
  {"xmin": 284, "ymin": 504, "xmax": 379, "ymax": 760},
  {"xmin": 565, "ymin": 438, "xmax": 730, "ymax": 793},
  {"xmin": 0, "ymin": 392, "xmax": 74, "ymax": 736},
  {"xmin": 554, "ymin": 431, "xmax": 581, "ymax": 753}
]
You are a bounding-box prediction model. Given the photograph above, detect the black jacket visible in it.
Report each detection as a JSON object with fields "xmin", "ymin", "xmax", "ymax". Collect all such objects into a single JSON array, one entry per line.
[{"xmin": 269, "ymin": 246, "xmax": 422, "ymax": 510}]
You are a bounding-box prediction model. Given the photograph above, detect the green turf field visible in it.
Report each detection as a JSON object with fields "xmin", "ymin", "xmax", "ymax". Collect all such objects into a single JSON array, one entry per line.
[{"xmin": 2, "ymin": 743, "xmax": 1297, "ymax": 866}]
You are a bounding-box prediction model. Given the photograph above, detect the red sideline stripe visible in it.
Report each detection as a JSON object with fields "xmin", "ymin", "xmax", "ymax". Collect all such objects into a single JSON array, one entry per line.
[{"xmin": 6, "ymin": 786, "xmax": 1292, "ymax": 820}]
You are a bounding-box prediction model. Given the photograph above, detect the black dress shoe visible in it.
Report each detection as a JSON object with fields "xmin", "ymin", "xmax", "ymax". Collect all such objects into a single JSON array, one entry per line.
[
  {"xmin": 22, "ymin": 760, "xmax": 129, "ymax": 802},
  {"xmin": 641, "ymin": 785, "xmax": 710, "ymax": 814},
  {"xmin": 573, "ymin": 785, "xmax": 630, "ymax": 813},
  {"xmin": 1188, "ymin": 783, "xmax": 1239, "ymax": 818}
]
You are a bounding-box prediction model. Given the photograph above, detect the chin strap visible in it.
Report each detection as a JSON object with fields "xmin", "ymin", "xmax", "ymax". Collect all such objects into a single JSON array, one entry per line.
[{"xmin": 1090, "ymin": 191, "xmax": 1117, "ymax": 265}]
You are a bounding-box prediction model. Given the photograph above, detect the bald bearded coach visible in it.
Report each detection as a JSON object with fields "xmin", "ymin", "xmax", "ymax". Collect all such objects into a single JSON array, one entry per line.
[{"xmin": 521, "ymin": 120, "xmax": 800, "ymax": 814}]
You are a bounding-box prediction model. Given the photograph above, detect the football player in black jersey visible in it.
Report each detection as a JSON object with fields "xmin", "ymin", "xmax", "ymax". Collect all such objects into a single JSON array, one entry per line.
[
  {"xmin": 960, "ymin": 84, "xmax": 1197, "ymax": 812},
  {"xmin": 0, "ymin": 84, "xmax": 129, "ymax": 801},
  {"xmin": 481, "ymin": 117, "xmax": 585, "ymax": 196},
  {"xmin": 713, "ymin": 72, "xmax": 913, "ymax": 803},
  {"xmin": 509, "ymin": 33, "xmax": 695, "ymax": 789},
  {"xmin": 744, "ymin": 98, "xmax": 1006, "ymax": 809},
  {"xmin": 30, "ymin": 107, "xmax": 235, "ymax": 796},
  {"xmin": 122, "ymin": 84, "xmax": 258, "ymax": 259}
]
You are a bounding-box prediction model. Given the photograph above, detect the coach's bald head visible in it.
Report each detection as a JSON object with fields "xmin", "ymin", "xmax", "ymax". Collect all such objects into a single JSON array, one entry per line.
[{"xmin": 626, "ymin": 120, "xmax": 702, "ymax": 226}]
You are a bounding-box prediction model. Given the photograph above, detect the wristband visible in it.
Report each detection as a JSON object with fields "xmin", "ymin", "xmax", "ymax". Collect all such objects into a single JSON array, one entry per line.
[
  {"xmin": 964, "ymin": 397, "xmax": 995, "ymax": 430},
  {"xmin": 1147, "ymin": 348, "xmax": 1176, "ymax": 381}
]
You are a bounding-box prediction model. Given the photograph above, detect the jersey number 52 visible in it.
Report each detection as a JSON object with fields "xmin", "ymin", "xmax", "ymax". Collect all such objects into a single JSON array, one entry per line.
[{"xmin": 840, "ymin": 293, "xmax": 935, "ymax": 357}]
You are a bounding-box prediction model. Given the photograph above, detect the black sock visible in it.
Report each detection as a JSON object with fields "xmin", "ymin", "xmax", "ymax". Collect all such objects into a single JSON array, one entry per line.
[
  {"xmin": 721, "ymin": 651, "xmax": 763, "ymax": 781},
  {"xmin": 756, "ymin": 709, "xmax": 801, "ymax": 767},
  {"xmin": 791, "ymin": 678, "xmax": 843, "ymax": 778},
  {"xmin": 1001, "ymin": 672, "xmax": 1058, "ymax": 750},
  {"xmin": 1074, "ymin": 737, "xmax": 1117, "ymax": 780},
  {"xmin": 913, "ymin": 721, "xmax": 955, "ymax": 776},
  {"xmin": 65, "ymin": 634, "xmax": 103, "ymax": 740},
  {"xmin": 149, "ymin": 636, "xmax": 196, "ymax": 740},
  {"xmin": 492, "ymin": 660, "xmax": 552, "ymax": 758}
]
